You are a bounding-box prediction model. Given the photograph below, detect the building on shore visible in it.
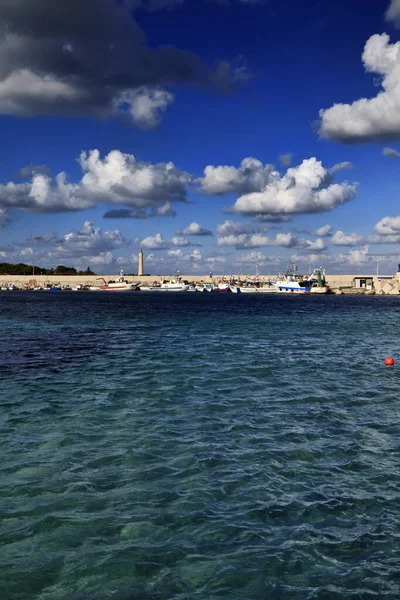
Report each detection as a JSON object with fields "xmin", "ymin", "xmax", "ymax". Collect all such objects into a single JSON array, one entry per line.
[{"xmin": 138, "ymin": 249, "xmax": 144, "ymax": 277}]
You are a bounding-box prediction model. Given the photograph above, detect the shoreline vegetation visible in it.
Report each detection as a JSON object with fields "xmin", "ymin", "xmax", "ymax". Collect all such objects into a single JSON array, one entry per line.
[{"xmin": 0, "ymin": 262, "xmax": 96, "ymax": 276}]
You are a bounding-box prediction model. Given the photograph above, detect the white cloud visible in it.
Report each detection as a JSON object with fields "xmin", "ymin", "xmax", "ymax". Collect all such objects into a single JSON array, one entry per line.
[
  {"xmin": 115, "ymin": 87, "xmax": 174, "ymax": 129},
  {"xmin": 0, "ymin": 70, "xmax": 87, "ymax": 117},
  {"xmin": 217, "ymin": 228, "xmax": 327, "ymax": 251},
  {"xmin": 216, "ymin": 220, "xmax": 262, "ymax": 236},
  {"xmin": 305, "ymin": 238, "xmax": 326, "ymax": 252},
  {"xmin": 315, "ymin": 224, "xmax": 333, "ymax": 237},
  {"xmin": 178, "ymin": 221, "xmax": 213, "ymax": 236},
  {"xmin": 231, "ymin": 158, "xmax": 356, "ymax": 216},
  {"xmin": 332, "ymin": 230, "xmax": 363, "ymax": 246},
  {"xmin": 205, "ymin": 256, "xmax": 226, "ymax": 263},
  {"xmin": 217, "ymin": 233, "xmax": 248, "ymax": 247},
  {"xmin": 198, "ymin": 157, "xmax": 276, "ymax": 195},
  {"xmin": 319, "ymin": 34, "xmax": 400, "ymax": 142},
  {"xmin": 190, "ymin": 249, "xmax": 202, "ymax": 261},
  {"xmin": 171, "ymin": 236, "xmax": 190, "ymax": 246},
  {"xmin": 155, "ymin": 202, "xmax": 177, "ymax": 217},
  {"xmin": 53, "ymin": 221, "xmax": 125, "ymax": 257},
  {"xmin": 167, "ymin": 249, "xmax": 186, "ymax": 258},
  {"xmin": 386, "ymin": 0, "xmax": 400, "ymax": 27},
  {"xmin": 374, "ymin": 215, "xmax": 400, "ymax": 235},
  {"xmin": 0, "ymin": 149, "xmax": 191, "ymax": 215},
  {"xmin": 79, "ymin": 150, "xmax": 191, "ymax": 207},
  {"xmin": 141, "ymin": 233, "xmax": 170, "ymax": 250},
  {"xmin": 346, "ymin": 245, "xmax": 371, "ymax": 266},
  {"xmin": 382, "ymin": 147, "xmax": 400, "ymax": 157},
  {"xmin": 330, "ymin": 161, "xmax": 353, "ymax": 173},
  {"xmin": 234, "ymin": 251, "xmax": 282, "ymax": 266},
  {"xmin": 88, "ymin": 251, "xmax": 114, "ymax": 265}
]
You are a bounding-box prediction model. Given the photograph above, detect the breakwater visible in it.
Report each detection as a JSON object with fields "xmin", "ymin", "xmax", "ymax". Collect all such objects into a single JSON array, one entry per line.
[{"xmin": 0, "ymin": 273, "xmax": 398, "ymax": 293}]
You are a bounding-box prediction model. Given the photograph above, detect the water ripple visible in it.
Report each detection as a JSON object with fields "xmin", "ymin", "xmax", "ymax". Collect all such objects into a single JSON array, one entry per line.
[{"xmin": 1, "ymin": 293, "xmax": 400, "ymax": 599}]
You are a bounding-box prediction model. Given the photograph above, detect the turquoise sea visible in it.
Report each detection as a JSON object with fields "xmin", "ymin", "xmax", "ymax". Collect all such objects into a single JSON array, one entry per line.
[{"xmin": 1, "ymin": 292, "xmax": 400, "ymax": 599}]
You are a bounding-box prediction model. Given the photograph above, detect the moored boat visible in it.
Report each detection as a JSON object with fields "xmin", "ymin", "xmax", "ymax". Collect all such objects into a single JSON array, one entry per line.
[
  {"xmin": 96, "ymin": 268, "xmax": 140, "ymax": 291},
  {"xmin": 274, "ymin": 267, "xmax": 327, "ymax": 294},
  {"xmin": 146, "ymin": 272, "xmax": 189, "ymax": 292}
]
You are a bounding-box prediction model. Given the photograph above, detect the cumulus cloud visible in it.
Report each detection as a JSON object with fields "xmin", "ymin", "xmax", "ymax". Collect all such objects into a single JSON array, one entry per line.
[
  {"xmin": 0, "ymin": 0, "xmax": 247, "ymax": 126},
  {"xmin": 198, "ymin": 157, "xmax": 276, "ymax": 195},
  {"xmin": 11, "ymin": 221, "xmax": 129, "ymax": 270},
  {"xmin": 234, "ymin": 251, "xmax": 282, "ymax": 266},
  {"xmin": 141, "ymin": 232, "xmax": 201, "ymax": 250},
  {"xmin": 178, "ymin": 221, "xmax": 213, "ymax": 236},
  {"xmin": 17, "ymin": 164, "xmax": 52, "ymax": 178},
  {"xmin": 330, "ymin": 221, "xmax": 400, "ymax": 246},
  {"xmin": 386, "ymin": 0, "xmax": 400, "ymax": 27},
  {"xmin": 319, "ymin": 34, "xmax": 400, "ymax": 143},
  {"xmin": 205, "ymin": 256, "xmax": 226, "ymax": 264},
  {"xmin": 382, "ymin": 147, "xmax": 400, "ymax": 157},
  {"xmin": 374, "ymin": 215, "xmax": 400, "ymax": 235},
  {"xmin": 190, "ymin": 249, "xmax": 202, "ymax": 261},
  {"xmin": 217, "ymin": 233, "xmax": 248, "ymax": 247},
  {"xmin": 115, "ymin": 87, "xmax": 174, "ymax": 129},
  {"xmin": 305, "ymin": 238, "xmax": 326, "ymax": 252},
  {"xmin": 331, "ymin": 231, "xmax": 363, "ymax": 246},
  {"xmin": 345, "ymin": 245, "xmax": 371, "ymax": 266},
  {"xmin": 216, "ymin": 220, "xmax": 263, "ymax": 236},
  {"xmin": 171, "ymin": 236, "xmax": 191, "ymax": 246},
  {"xmin": 231, "ymin": 158, "xmax": 356, "ymax": 216},
  {"xmin": 53, "ymin": 221, "xmax": 126, "ymax": 257},
  {"xmin": 217, "ymin": 229, "xmax": 326, "ymax": 251},
  {"xmin": 141, "ymin": 233, "xmax": 170, "ymax": 250},
  {"xmin": 0, "ymin": 149, "xmax": 191, "ymax": 215},
  {"xmin": 315, "ymin": 224, "xmax": 333, "ymax": 237}
]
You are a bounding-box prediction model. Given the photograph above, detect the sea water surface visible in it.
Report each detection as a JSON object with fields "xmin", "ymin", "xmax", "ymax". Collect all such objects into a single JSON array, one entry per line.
[{"xmin": 1, "ymin": 292, "xmax": 400, "ymax": 599}]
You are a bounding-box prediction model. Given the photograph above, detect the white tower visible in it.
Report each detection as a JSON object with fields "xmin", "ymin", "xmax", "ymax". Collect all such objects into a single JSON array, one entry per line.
[{"xmin": 138, "ymin": 249, "xmax": 144, "ymax": 276}]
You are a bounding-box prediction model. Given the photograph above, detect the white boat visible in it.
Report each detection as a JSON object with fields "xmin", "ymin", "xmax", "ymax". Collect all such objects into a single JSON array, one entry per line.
[
  {"xmin": 229, "ymin": 285, "xmax": 241, "ymax": 293},
  {"xmin": 195, "ymin": 283, "xmax": 213, "ymax": 292},
  {"xmin": 146, "ymin": 272, "xmax": 189, "ymax": 292},
  {"xmin": 239, "ymin": 279, "xmax": 278, "ymax": 293},
  {"xmin": 96, "ymin": 268, "xmax": 140, "ymax": 291},
  {"xmin": 214, "ymin": 281, "xmax": 231, "ymax": 292},
  {"xmin": 274, "ymin": 267, "xmax": 327, "ymax": 294}
]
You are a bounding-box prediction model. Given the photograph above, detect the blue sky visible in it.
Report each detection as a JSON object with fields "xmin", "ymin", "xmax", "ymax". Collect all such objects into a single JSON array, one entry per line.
[{"xmin": 1, "ymin": 0, "xmax": 400, "ymax": 274}]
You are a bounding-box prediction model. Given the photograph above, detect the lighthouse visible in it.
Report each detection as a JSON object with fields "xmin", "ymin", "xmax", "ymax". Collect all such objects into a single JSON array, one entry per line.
[{"xmin": 138, "ymin": 249, "xmax": 144, "ymax": 276}]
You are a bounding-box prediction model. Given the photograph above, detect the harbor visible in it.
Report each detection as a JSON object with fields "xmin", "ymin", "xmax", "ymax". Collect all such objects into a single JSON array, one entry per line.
[{"xmin": 1, "ymin": 266, "xmax": 400, "ymax": 295}]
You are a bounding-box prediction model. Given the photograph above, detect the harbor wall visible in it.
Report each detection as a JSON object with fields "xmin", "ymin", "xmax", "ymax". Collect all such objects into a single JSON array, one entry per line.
[{"xmin": 0, "ymin": 273, "xmax": 396, "ymax": 288}]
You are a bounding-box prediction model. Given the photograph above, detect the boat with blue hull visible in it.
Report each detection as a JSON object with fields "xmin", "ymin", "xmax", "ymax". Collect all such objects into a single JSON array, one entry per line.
[{"xmin": 274, "ymin": 267, "xmax": 327, "ymax": 294}]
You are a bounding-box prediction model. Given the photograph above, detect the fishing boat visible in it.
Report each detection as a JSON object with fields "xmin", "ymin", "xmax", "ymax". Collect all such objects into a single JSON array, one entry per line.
[
  {"xmin": 96, "ymin": 268, "xmax": 140, "ymax": 291},
  {"xmin": 274, "ymin": 266, "xmax": 327, "ymax": 294},
  {"xmin": 195, "ymin": 283, "xmax": 213, "ymax": 292},
  {"xmin": 214, "ymin": 281, "xmax": 231, "ymax": 292},
  {"xmin": 239, "ymin": 279, "xmax": 278, "ymax": 293},
  {"xmin": 146, "ymin": 272, "xmax": 189, "ymax": 292}
]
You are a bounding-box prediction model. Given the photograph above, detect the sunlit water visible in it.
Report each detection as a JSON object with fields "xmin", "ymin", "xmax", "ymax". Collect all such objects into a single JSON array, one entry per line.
[{"xmin": 1, "ymin": 292, "xmax": 400, "ymax": 599}]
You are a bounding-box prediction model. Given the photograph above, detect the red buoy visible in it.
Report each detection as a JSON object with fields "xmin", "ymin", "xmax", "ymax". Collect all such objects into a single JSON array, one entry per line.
[{"xmin": 385, "ymin": 357, "xmax": 395, "ymax": 367}]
